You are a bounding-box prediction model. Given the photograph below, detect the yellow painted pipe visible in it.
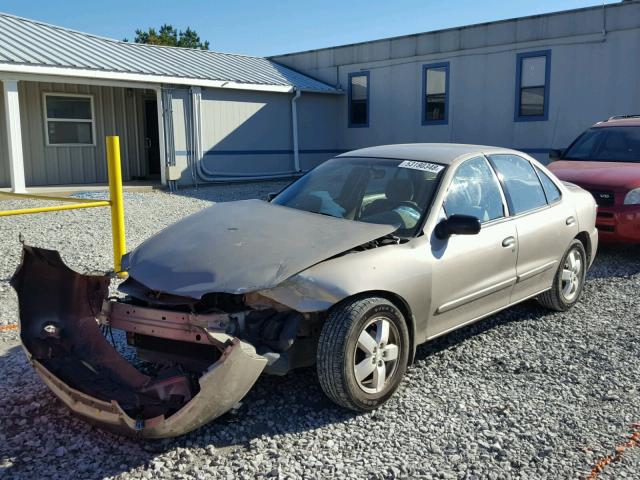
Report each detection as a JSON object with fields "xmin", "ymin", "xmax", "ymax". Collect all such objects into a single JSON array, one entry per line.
[
  {"xmin": 106, "ymin": 136, "xmax": 127, "ymax": 277},
  {"xmin": 0, "ymin": 191, "xmax": 104, "ymax": 203},
  {"xmin": 0, "ymin": 201, "xmax": 110, "ymax": 217}
]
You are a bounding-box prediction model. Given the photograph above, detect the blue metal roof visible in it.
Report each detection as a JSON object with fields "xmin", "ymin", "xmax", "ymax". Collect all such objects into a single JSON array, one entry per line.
[{"xmin": 0, "ymin": 12, "xmax": 337, "ymax": 93}]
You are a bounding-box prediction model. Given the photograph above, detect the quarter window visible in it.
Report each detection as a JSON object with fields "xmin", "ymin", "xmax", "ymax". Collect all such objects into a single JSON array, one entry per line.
[
  {"xmin": 44, "ymin": 94, "xmax": 95, "ymax": 145},
  {"xmin": 489, "ymin": 154, "xmax": 547, "ymax": 214},
  {"xmin": 348, "ymin": 72, "xmax": 369, "ymax": 127},
  {"xmin": 535, "ymin": 167, "xmax": 561, "ymax": 203},
  {"xmin": 443, "ymin": 156, "xmax": 504, "ymax": 223},
  {"xmin": 515, "ymin": 51, "xmax": 550, "ymax": 121},
  {"xmin": 422, "ymin": 62, "xmax": 449, "ymax": 124}
]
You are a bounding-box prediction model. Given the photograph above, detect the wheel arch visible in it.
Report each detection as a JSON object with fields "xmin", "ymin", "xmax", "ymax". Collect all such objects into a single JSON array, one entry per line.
[
  {"xmin": 333, "ymin": 290, "xmax": 417, "ymax": 365},
  {"xmin": 575, "ymin": 231, "xmax": 592, "ymax": 264}
]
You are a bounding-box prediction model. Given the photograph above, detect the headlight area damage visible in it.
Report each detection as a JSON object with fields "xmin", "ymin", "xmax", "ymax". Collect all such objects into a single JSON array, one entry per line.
[{"xmin": 11, "ymin": 245, "xmax": 322, "ymax": 438}]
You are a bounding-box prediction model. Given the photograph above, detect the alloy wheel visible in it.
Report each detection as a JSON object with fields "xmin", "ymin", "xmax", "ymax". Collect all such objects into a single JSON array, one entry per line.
[
  {"xmin": 353, "ymin": 316, "xmax": 401, "ymax": 394},
  {"xmin": 561, "ymin": 248, "xmax": 583, "ymax": 302}
]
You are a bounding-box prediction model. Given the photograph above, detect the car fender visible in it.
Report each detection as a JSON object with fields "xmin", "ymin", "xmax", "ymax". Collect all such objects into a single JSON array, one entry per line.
[{"xmin": 259, "ymin": 238, "xmax": 433, "ymax": 346}]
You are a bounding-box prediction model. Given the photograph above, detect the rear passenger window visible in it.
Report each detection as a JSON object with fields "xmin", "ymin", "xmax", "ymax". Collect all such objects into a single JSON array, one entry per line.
[
  {"xmin": 535, "ymin": 167, "xmax": 561, "ymax": 203},
  {"xmin": 489, "ymin": 154, "xmax": 547, "ymax": 215}
]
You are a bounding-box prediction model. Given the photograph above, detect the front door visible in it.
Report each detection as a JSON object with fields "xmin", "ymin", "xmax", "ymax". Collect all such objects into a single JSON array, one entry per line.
[
  {"xmin": 428, "ymin": 156, "xmax": 518, "ymax": 338},
  {"xmin": 144, "ymin": 99, "xmax": 160, "ymax": 177}
]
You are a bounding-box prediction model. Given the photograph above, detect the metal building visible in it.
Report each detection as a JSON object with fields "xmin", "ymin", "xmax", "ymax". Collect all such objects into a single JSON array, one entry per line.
[
  {"xmin": 2, "ymin": 1, "xmax": 640, "ymax": 190},
  {"xmin": 0, "ymin": 12, "xmax": 339, "ymax": 190},
  {"xmin": 271, "ymin": 0, "xmax": 640, "ymax": 164}
]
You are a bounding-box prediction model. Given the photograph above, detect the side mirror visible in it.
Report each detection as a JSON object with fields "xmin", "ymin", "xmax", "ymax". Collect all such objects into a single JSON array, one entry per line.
[
  {"xmin": 267, "ymin": 192, "xmax": 278, "ymax": 202},
  {"xmin": 548, "ymin": 149, "xmax": 563, "ymax": 161},
  {"xmin": 434, "ymin": 214, "xmax": 481, "ymax": 239}
]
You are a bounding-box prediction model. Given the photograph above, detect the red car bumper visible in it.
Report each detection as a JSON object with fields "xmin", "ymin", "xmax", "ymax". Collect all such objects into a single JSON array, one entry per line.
[{"xmin": 595, "ymin": 204, "xmax": 640, "ymax": 243}]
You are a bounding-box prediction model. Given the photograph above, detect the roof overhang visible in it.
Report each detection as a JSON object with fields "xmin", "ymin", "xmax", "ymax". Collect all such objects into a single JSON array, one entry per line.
[{"xmin": 0, "ymin": 63, "xmax": 322, "ymax": 93}]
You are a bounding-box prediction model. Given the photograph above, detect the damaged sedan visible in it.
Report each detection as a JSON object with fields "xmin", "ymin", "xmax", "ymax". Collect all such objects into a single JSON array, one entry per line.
[{"xmin": 12, "ymin": 144, "xmax": 598, "ymax": 438}]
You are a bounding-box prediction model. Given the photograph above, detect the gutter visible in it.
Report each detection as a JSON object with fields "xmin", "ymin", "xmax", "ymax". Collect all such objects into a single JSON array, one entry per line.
[{"xmin": 0, "ymin": 64, "xmax": 299, "ymax": 94}]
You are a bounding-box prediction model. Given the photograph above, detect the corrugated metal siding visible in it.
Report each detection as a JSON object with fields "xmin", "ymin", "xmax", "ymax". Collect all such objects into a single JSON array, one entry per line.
[
  {"xmin": 0, "ymin": 12, "xmax": 337, "ymax": 93},
  {"xmin": 11, "ymin": 81, "xmax": 144, "ymax": 186},
  {"xmin": 199, "ymin": 88, "xmax": 294, "ymax": 176},
  {"xmin": 0, "ymin": 81, "xmax": 9, "ymax": 186},
  {"xmin": 296, "ymin": 92, "xmax": 342, "ymax": 171}
]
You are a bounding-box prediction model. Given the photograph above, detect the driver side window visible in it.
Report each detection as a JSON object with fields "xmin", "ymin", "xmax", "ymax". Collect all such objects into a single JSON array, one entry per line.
[{"xmin": 443, "ymin": 156, "xmax": 505, "ymax": 223}]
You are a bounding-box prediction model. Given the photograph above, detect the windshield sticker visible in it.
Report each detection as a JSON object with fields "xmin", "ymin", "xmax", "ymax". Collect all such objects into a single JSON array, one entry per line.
[{"xmin": 398, "ymin": 160, "xmax": 444, "ymax": 173}]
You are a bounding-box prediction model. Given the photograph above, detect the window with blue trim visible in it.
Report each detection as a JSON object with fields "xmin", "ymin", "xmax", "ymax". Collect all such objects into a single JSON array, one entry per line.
[
  {"xmin": 515, "ymin": 51, "xmax": 551, "ymax": 121},
  {"xmin": 422, "ymin": 62, "xmax": 449, "ymax": 125},
  {"xmin": 348, "ymin": 72, "xmax": 369, "ymax": 127}
]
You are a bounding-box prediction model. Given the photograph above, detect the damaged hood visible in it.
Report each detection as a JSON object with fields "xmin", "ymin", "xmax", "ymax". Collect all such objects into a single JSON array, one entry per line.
[{"xmin": 123, "ymin": 199, "xmax": 397, "ymax": 298}]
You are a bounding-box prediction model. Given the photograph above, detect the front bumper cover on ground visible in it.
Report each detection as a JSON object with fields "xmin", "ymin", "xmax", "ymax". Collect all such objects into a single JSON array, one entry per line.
[{"xmin": 11, "ymin": 245, "xmax": 267, "ymax": 438}]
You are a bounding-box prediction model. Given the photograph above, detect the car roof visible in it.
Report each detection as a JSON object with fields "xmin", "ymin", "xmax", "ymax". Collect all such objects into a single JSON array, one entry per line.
[
  {"xmin": 337, "ymin": 143, "xmax": 519, "ymax": 165},
  {"xmin": 593, "ymin": 118, "xmax": 640, "ymax": 128}
]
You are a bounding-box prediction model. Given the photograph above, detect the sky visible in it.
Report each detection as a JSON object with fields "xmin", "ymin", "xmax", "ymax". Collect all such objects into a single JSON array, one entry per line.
[{"xmin": 0, "ymin": 0, "xmax": 620, "ymax": 57}]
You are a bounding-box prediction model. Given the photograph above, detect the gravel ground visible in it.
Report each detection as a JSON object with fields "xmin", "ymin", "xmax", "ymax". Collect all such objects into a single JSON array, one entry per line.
[{"xmin": 1, "ymin": 182, "xmax": 639, "ymax": 479}]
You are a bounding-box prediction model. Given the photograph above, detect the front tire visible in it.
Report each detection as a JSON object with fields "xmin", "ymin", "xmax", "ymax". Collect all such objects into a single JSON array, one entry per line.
[
  {"xmin": 316, "ymin": 296, "xmax": 410, "ymax": 411},
  {"xmin": 537, "ymin": 239, "xmax": 587, "ymax": 311}
]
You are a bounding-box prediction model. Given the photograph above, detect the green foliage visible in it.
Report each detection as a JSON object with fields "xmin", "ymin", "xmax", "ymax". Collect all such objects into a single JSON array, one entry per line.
[{"xmin": 128, "ymin": 24, "xmax": 210, "ymax": 50}]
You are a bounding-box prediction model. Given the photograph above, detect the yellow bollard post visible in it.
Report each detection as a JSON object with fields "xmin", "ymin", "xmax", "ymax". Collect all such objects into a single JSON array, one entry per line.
[{"xmin": 106, "ymin": 136, "xmax": 127, "ymax": 277}]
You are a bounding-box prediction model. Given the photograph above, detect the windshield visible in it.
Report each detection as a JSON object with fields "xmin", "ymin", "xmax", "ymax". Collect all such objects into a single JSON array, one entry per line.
[
  {"xmin": 272, "ymin": 157, "xmax": 445, "ymax": 237},
  {"xmin": 563, "ymin": 127, "xmax": 640, "ymax": 162}
]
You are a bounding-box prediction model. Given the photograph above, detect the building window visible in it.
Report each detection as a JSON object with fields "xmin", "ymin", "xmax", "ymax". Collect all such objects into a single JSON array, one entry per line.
[
  {"xmin": 515, "ymin": 50, "xmax": 551, "ymax": 121},
  {"xmin": 348, "ymin": 71, "xmax": 369, "ymax": 127},
  {"xmin": 422, "ymin": 62, "xmax": 449, "ymax": 125},
  {"xmin": 44, "ymin": 93, "xmax": 95, "ymax": 146}
]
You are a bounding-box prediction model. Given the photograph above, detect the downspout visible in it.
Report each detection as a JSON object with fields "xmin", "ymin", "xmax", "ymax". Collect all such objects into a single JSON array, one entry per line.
[
  {"xmin": 189, "ymin": 86, "xmax": 201, "ymax": 188},
  {"xmin": 291, "ymin": 88, "xmax": 302, "ymax": 172},
  {"xmin": 194, "ymin": 87, "xmax": 303, "ymax": 182},
  {"xmin": 161, "ymin": 88, "xmax": 176, "ymax": 192}
]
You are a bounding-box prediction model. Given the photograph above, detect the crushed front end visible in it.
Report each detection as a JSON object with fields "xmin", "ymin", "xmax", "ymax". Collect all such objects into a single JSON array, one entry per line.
[{"xmin": 11, "ymin": 246, "xmax": 319, "ymax": 438}]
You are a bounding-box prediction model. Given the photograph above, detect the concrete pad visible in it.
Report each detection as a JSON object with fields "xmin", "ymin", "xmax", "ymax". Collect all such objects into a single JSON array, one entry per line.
[{"xmin": 0, "ymin": 182, "xmax": 159, "ymax": 199}]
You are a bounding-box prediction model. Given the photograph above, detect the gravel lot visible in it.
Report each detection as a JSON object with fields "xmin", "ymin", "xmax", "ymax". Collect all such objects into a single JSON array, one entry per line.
[{"xmin": 1, "ymin": 182, "xmax": 639, "ymax": 479}]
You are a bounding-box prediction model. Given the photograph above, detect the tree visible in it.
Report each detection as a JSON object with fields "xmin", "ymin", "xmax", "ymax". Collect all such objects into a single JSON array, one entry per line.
[{"xmin": 126, "ymin": 24, "xmax": 210, "ymax": 50}]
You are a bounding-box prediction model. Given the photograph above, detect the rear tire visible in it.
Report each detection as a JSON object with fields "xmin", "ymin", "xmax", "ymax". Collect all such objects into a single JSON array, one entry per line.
[
  {"xmin": 537, "ymin": 239, "xmax": 587, "ymax": 311},
  {"xmin": 316, "ymin": 296, "xmax": 409, "ymax": 412}
]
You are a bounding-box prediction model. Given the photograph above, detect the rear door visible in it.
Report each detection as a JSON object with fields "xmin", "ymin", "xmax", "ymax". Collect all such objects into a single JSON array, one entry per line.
[
  {"xmin": 488, "ymin": 154, "xmax": 578, "ymax": 302},
  {"xmin": 428, "ymin": 156, "xmax": 518, "ymax": 338}
]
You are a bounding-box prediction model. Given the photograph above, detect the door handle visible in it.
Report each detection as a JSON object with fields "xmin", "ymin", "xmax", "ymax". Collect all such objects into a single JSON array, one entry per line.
[
  {"xmin": 502, "ymin": 236, "xmax": 516, "ymax": 248},
  {"xmin": 566, "ymin": 216, "xmax": 576, "ymax": 226}
]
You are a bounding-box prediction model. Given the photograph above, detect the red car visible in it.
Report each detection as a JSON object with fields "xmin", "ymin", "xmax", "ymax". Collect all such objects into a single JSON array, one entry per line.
[{"xmin": 548, "ymin": 116, "xmax": 640, "ymax": 243}]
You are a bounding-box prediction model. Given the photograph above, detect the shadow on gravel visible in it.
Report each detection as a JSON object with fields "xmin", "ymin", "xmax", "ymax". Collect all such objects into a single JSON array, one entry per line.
[
  {"xmin": 0, "ymin": 300, "xmax": 553, "ymax": 479},
  {"xmin": 0, "ymin": 342, "xmax": 352, "ymax": 480},
  {"xmin": 587, "ymin": 244, "xmax": 640, "ymax": 280},
  {"xmin": 1, "ymin": 248, "xmax": 636, "ymax": 479},
  {"xmin": 413, "ymin": 299, "xmax": 548, "ymax": 364}
]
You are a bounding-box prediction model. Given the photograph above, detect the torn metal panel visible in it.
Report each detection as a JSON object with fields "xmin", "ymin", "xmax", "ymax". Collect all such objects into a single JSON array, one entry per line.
[
  {"xmin": 11, "ymin": 245, "xmax": 267, "ymax": 438},
  {"xmin": 122, "ymin": 199, "xmax": 397, "ymax": 299}
]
